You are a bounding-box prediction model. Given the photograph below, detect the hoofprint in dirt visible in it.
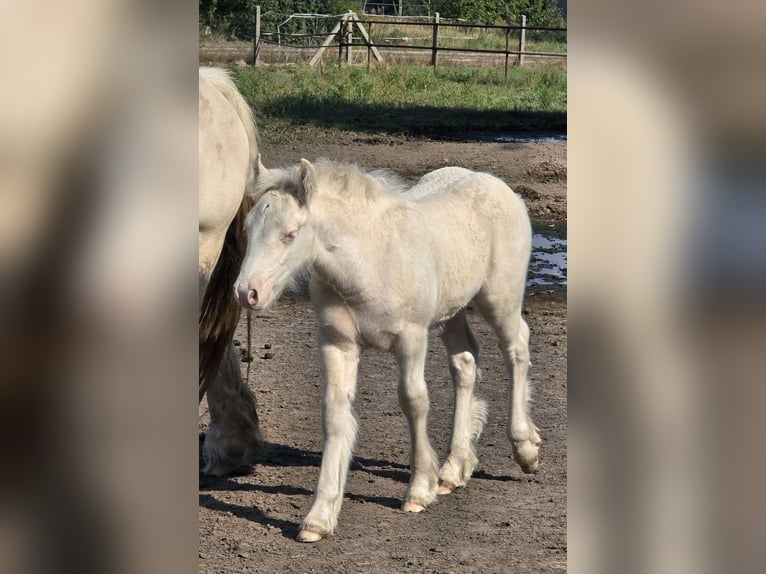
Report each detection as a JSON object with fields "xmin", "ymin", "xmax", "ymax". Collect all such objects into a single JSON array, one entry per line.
[
  {"xmin": 260, "ymin": 131, "xmax": 566, "ymax": 222},
  {"xmin": 199, "ymin": 290, "xmax": 566, "ymax": 573}
]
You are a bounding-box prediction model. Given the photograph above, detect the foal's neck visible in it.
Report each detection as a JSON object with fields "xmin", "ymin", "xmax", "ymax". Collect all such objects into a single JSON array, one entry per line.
[{"xmin": 310, "ymin": 194, "xmax": 404, "ymax": 301}]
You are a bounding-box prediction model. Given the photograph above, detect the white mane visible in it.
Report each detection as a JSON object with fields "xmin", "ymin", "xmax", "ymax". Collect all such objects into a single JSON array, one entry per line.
[{"xmin": 253, "ymin": 160, "xmax": 406, "ymax": 206}]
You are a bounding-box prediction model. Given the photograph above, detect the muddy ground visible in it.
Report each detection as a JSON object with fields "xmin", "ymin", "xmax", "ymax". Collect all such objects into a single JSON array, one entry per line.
[{"xmin": 199, "ymin": 136, "xmax": 567, "ymax": 573}]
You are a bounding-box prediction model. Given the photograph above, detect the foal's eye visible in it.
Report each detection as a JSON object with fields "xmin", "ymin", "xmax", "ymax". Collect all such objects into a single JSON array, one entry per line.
[{"xmin": 282, "ymin": 230, "xmax": 298, "ymax": 244}]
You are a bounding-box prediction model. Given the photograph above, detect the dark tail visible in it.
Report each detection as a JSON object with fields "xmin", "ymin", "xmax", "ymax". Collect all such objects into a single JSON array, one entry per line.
[{"xmin": 198, "ymin": 193, "xmax": 253, "ymax": 402}]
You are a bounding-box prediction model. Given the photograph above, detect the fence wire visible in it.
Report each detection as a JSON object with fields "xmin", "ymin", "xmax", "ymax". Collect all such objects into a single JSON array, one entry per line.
[{"xmin": 200, "ymin": 9, "xmax": 567, "ymax": 67}]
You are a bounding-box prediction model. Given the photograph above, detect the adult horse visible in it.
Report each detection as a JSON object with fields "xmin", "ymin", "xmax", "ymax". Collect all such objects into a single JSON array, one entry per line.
[
  {"xmin": 234, "ymin": 159, "xmax": 540, "ymax": 541},
  {"xmin": 199, "ymin": 67, "xmax": 262, "ymax": 475}
]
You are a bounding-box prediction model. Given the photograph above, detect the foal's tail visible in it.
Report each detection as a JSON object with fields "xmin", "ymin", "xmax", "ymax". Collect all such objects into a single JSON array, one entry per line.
[
  {"xmin": 470, "ymin": 396, "xmax": 489, "ymax": 442},
  {"xmin": 465, "ymin": 319, "xmax": 488, "ymax": 441},
  {"xmin": 199, "ymin": 194, "xmax": 253, "ymax": 402}
]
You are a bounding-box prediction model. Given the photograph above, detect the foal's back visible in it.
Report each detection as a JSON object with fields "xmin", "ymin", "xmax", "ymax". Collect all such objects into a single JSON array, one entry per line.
[
  {"xmin": 408, "ymin": 166, "xmax": 528, "ymax": 230},
  {"xmin": 401, "ymin": 166, "xmax": 531, "ymax": 322}
]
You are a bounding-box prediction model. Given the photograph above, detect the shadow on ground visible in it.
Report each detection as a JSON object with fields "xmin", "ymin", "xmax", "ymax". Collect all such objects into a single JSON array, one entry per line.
[
  {"xmin": 199, "ymin": 441, "xmax": 410, "ymax": 486},
  {"xmin": 198, "ymin": 442, "xmax": 406, "ymax": 538},
  {"xmin": 256, "ymin": 95, "xmax": 566, "ymax": 139},
  {"xmin": 198, "ymin": 438, "xmax": 543, "ymax": 539}
]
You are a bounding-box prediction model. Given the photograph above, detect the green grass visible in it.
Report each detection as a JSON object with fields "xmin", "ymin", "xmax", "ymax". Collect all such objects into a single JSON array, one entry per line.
[{"xmin": 231, "ymin": 64, "xmax": 566, "ymax": 137}]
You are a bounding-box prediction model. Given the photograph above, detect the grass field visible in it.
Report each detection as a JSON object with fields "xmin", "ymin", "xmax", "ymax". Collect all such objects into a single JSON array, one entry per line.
[{"xmin": 231, "ymin": 64, "xmax": 566, "ymax": 138}]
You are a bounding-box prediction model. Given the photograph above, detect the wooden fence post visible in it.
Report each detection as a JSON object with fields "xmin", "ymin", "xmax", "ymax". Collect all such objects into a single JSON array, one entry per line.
[
  {"xmin": 346, "ymin": 11, "xmax": 353, "ymax": 64},
  {"xmin": 351, "ymin": 12, "xmax": 384, "ymax": 65},
  {"xmin": 431, "ymin": 12, "xmax": 440, "ymax": 71},
  {"xmin": 518, "ymin": 14, "xmax": 527, "ymax": 67},
  {"xmin": 252, "ymin": 5, "xmax": 261, "ymax": 67},
  {"xmin": 309, "ymin": 15, "xmax": 345, "ymax": 67},
  {"xmin": 367, "ymin": 22, "xmax": 372, "ymax": 71},
  {"xmin": 504, "ymin": 25, "xmax": 510, "ymax": 79}
]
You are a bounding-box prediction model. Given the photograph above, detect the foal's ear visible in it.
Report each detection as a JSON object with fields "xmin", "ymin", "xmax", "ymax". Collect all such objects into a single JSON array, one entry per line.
[
  {"xmin": 298, "ymin": 158, "xmax": 317, "ymax": 205},
  {"xmin": 256, "ymin": 153, "xmax": 269, "ymax": 177}
]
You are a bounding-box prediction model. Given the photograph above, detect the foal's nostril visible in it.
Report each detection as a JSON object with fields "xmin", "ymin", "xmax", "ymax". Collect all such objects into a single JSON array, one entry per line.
[{"xmin": 247, "ymin": 288, "xmax": 258, "ymax": 306}]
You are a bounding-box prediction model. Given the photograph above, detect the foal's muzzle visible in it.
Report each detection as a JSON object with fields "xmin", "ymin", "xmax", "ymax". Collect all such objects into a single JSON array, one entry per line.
[{"xmin": 233, "ymin": 281, "xmax": 271, "ymax": 311}]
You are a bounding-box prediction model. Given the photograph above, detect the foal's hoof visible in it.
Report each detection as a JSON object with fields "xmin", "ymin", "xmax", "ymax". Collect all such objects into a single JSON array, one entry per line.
[
  {"xmin": 437, "ymin": 480, "xmax": 457, "ymax": 495},
  {"xmin": 296, "ymin": 529, "xmax": 323, "ymax": 543},
  {"xmin": 520, "ymin": 459, "xmax": 539, "ymax": 474},
  {"xmin": 512, "ymin": 440, "xmax": 540, "ymax": 474},
  {"xmin": 402, "ymin": 500, "xmax": 426, "ymax": 513}
]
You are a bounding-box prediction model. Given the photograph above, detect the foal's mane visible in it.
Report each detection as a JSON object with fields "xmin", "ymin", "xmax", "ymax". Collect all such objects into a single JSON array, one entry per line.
[{"xmin": 252, "ymin": 159, "xmax": 406, "ymax": 205}]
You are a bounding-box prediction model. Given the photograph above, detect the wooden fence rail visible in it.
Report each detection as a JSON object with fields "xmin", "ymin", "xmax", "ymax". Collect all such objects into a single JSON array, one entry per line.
[{"xmin": 251, "ymin": 9, "xmax": 567, "ymax": 76}]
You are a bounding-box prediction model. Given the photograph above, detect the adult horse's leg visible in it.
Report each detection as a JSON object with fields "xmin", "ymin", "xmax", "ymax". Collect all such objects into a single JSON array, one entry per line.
[
  {"xmin": 438, "ymin": 311, "xmax": 488, "ymax": 494},
  {"xmin": 297, "ymin": 337, "xmax": 360, "ymax": 542},
  {"xmin": 396, "ymin": 330, "xmax": 440, "ymax": 513},
  {"xmin": 202, "ymin": 343, "xmax": 262, "ymax": 476},
  {"xmin": 476, "ymin": 296, "xmax": 540, "ymax": 473},
  {"xmin": 199, "ymin": 197, "xmax": 262, "ymax": 476}
]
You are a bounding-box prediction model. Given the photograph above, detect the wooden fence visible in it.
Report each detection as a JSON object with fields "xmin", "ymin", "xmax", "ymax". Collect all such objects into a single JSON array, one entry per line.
[{"xmin": 250, "ymin": 9, "xmax": 566, "ymax": 76}]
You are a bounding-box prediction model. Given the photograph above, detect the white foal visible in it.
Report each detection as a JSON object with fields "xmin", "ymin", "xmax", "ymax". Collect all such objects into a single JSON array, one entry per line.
[{"xmin": 234, "ymin": 159, "xmax": 540, "ymax": 542}]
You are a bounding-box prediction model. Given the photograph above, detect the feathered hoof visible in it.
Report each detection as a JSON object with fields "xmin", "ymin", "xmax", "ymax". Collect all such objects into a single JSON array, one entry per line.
[
  {"xmin": 512, "ymin": 440, "xmax": 540, "ymax": 474},
  {"xmin": 200, "ymin": 458, "xmax": 250, "ymax": 478},
  {"xmin": 296, "ymin": 528, "xmax": 324, "ymax": 543},
  {"xmin": 402, "ymin": 500, "xmax": 426, "ymax": 513},
  {"xmin": 437, "ymin": 480, "xmax": 457, "ymax": 495},
  {"xmin": 519, "ymin": 458, "xmax": 539, "ymax": 474},
  {"xmin": 200, "ymin": 431, "xmax": 260, "ymax": 477}
]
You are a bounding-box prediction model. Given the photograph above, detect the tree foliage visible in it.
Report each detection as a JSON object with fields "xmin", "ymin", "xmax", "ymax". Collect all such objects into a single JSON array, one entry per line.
[
  {"xmin": 430, "ymin": 0, "xmax": 564, "ymax": 26},
  {"xmin": 201, "ymin": 1, "xmax": 367, "ymax": 38},
  {"xmin": 199, "ymin": 0, "xmax": 564, "ymax": 39}
]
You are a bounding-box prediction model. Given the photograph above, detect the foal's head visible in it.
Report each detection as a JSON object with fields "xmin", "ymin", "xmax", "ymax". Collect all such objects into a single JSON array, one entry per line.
[{"xmin": 234, "ymin": 158, "xmax": 319, "ymax": 311}]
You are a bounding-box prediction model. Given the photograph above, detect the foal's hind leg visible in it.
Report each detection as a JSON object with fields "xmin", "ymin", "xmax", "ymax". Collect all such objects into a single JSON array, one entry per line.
[
  {"xmin": 396, "ymin": 330, "xmax": 440, "ymax": 513},
  {"xmin": 438, "ymin": 311, "xmax": 488, "ymax": 495},
  {"xmin": 202, "ymin": 343, "xmax": 262, "ymax": 476},
  {"xmin": 475, "ymin": 297, "xmax": 540, "ymax": 473}
]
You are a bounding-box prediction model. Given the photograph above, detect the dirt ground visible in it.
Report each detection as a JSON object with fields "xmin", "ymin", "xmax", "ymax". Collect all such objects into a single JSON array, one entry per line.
[{"xmin": 199, "ymin": 136, "xmax": 567, "ymax": 573}]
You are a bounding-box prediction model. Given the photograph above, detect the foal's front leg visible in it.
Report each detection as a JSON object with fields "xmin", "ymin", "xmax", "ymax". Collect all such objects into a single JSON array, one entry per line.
[
  {"xmin": 297, "ymin": 338, "xmax": 360, "ymax": 543},
  {"xmin": 396, "ymin": 331, "xmax": 440, "ymax": 513}
]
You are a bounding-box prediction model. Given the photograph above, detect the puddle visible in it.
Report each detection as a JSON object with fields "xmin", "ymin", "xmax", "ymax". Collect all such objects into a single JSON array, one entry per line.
[
  {"xmin": 480, "ymin": 133, "xmax": 567, "ymax": 144},
  {"xmin": 528, "ymin": 222, "xmax": 567, "ymax": 290}
]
